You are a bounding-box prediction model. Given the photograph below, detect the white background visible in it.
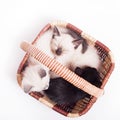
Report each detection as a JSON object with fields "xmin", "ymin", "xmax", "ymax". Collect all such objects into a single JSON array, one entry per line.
[{"xmin": 0, "ymin": 0, "xmax": 120, "ymax": 120}]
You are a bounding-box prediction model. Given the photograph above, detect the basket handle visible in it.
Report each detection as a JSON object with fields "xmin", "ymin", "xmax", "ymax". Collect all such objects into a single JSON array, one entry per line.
[{"xmin": 20, "ymin": 41, "xmax": 104, "ymax": 98}]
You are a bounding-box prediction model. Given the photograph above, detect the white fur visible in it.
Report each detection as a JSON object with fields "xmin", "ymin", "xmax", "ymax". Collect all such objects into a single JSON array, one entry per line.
[
  {"xmin": 22, "ymin": 64, "xmax": 50, "ymax": 93},
  {"xmin": 71, "ymin": 44, "xmax": 101, "ymax": 70},
  {"xmin": 22, "ymin": 30, "xmax": 54, "ymax": 93},
  {"xmin": 22, "ymin": 26, "xmax": 101, "ymax": 91},
  {"xmin": 50, "ymin": 31, "xmax": 75, "ymax": 78},
  {"xmin": 51, "ymin": 34, "xmax": 75, "ymax": 65},
  {"xmin": 51, "ymin": 27, "xmax": 101, "ymax": 77},
  {"xmin": 50, "ymin": 26, "xmax": 101, "ymax": 78}
]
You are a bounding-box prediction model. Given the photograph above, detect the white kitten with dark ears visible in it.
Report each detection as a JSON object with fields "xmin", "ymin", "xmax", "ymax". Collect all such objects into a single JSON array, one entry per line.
[
  {"xmin": 22, "ymin": 64, "xmax": 50, "ymax": 93},
  {"xmin": 50, "ymin": 27, "xmax": 75, "ymax": 66},
  {"xmin": 50, "ymin": 26, "xmax": 78, "ymax": 78},
  {"xmin": 71, "ymin": 41, "xmax": 101, "ymax": 70},
  {"xmin": 22, "ymin": 29, "xmax": 54, "ymax": 93}
]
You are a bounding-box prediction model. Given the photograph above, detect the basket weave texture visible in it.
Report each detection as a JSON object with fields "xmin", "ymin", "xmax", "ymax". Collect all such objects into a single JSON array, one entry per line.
[{"xmin": 17, "ymin": 21, "xmax": 115, "ymax": 117}]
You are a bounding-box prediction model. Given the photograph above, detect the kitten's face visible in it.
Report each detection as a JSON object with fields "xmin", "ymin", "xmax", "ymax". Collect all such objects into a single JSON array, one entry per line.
[
  {"xmin": 50, "ymin": 26, "xmax": 78, "ymax": 58},
  {"xmin": 21, "ymin": 64, "xmax": 50, "ymax": 93},
  {"xmin": 51, "ymin": 33, "xmax": 75, "ymax": 57},
  {"xmin": 50, "ymin": 26, "xmax": 87, "ymax": 58}
]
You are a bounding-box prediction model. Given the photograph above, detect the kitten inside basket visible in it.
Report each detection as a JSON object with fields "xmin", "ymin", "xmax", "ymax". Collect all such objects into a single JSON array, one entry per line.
[{"xmin": 21, "ymin": 26, "xmax": 102, "ymax": 104}]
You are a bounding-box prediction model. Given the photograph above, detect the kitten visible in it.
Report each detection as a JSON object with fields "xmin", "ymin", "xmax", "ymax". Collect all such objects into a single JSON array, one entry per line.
[
  {"xmin": 50, "ymin": 26, "xmax": 101, "ymax": 72},
  {"xmin": 22, "ymin": 29, "xmax": 54, "ymax": 93},
  {"xmin": 50, "ymin": 26, "xmax": 84, "ymax": 78},
  {"xmin": 50, "ymin": 26, "xmax": 75, "ymax": 67},
  {"xmin": 71, "ymin": 41, "xmax": 101, "ymax": 70},
  {"xmin": 22, "ymin": 64, "xmax": 50, "ymax": 93},
  {"xmin": 44, "ymin": 67, "xmax": 102, "ymax": 105}
]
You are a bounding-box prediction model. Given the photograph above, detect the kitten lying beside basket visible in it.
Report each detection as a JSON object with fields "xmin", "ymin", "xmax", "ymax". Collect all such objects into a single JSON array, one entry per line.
[{"xmin": 21, "ymin": 25, "xmax": 101, "ymax": 104}]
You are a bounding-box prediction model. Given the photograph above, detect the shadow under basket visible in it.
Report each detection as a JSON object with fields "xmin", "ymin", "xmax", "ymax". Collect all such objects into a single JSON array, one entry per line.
[{"xmin": 17, "ymin": 21, "xmax": 115, "ymax": 117}]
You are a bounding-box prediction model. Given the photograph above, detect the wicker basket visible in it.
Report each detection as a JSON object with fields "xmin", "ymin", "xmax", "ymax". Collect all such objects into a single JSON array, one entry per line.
[{"xmin": 17, "ymin": 21, "xmax": 115, "ymax": 117}]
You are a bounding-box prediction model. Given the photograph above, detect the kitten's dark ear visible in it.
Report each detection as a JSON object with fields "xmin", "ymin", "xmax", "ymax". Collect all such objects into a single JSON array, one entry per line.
[
  {"xmin": 82, "ymin": 40, "xmax": 88, "ymax": 53},
  {"xmin": 72, "ymin": 39, "xmax": 88, "ymax": 53},
  {"xmin": 72, "ymin": 39, "xmax": 83, "ymax": 49},
  {"xmin": 68, "ymin": 30, "xmax": 80, "ymax": 39},
  {"xmin": 53, "ymin": 26, "xmax": 60, "ymax": 37}
]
